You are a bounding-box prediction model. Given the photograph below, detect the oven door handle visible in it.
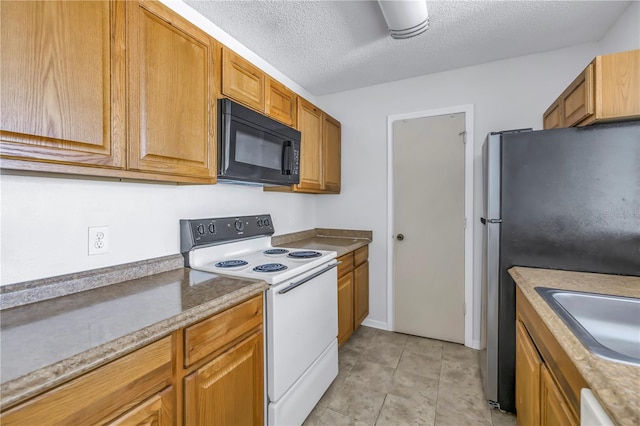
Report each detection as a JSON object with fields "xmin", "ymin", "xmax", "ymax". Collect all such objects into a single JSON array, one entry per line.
[{"xmin": 277, "ymin": 261, "xmax": 340, "ymax": 294}]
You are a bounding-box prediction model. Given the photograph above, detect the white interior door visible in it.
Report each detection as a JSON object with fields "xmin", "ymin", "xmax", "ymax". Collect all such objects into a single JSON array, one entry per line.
[{"xmin": 393, "ymin": 113, "xmax": 466, "ymax": 343}]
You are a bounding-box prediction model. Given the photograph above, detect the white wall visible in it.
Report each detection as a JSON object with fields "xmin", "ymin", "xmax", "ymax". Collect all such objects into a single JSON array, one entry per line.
[
  {"xmin": 598, "ymin": 1, "xmax": 640, "ymax": 54},
  {"xmin": 315, "ymin": 4, "xmax": 639, "ymax": 341},
  {"xmin": 0, "ymin": 173, "xmax": 316, "ymax": 284},
  {"xmin": 0, "ymin": 0, "xmax": 318, "ymax": 286}
]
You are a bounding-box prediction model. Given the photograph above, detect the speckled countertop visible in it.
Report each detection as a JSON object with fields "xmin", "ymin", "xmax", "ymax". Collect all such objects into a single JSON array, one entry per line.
[
  {"xmin": 272, "ymin": 228, "xmax": 372, "ymax": 257},
  {"xmin": 0, "ymin": 266, "xmax": 266, "ymax": 410},
  {"xmin": 510, "ymin": 267, "xmax": 640, "ymax": 426}
]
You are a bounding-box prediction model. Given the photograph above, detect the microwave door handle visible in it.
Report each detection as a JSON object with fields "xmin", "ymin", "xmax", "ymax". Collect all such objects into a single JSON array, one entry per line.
[{"xmin": 281, "ymin": 141, "xmax": 293, "ymax": 175}]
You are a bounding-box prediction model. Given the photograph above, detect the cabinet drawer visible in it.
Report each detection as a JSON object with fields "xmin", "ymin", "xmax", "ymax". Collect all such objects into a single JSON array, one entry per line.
[
  {"xmin": 337, "ymin": 253, "xmax": 354, "ymax": 277},
  {"xmin": 1, "ymin": 336, "xmax": 173, "ymax": 425},
  {"xmin": 184, "ymin": 294, "xmax": 263, "ymax": 367},
  {"xmin": 354, "ymin": 246, "xmax": 368, "ymax": 266}
]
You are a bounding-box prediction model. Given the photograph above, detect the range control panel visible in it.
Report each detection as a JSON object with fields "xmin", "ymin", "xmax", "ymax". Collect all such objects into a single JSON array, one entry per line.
[{"xmin": 180, "ymin": 214, "xmax": 275, "ymax": 252}]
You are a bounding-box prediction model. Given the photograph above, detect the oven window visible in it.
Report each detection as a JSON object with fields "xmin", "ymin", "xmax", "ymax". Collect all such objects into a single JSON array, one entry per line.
[{"xmin": 235, "ymin": 127, "xmax": 282, "ymax": 170}]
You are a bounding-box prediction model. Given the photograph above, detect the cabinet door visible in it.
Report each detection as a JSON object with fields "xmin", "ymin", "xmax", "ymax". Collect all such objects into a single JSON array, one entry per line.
[
  {"xmin": 338, "ymin": 272, "xmax": 354, "ymax": 346},
  {"xmin": 543, "ymin": 100, "xmax": 563, "ymax": 129},
  {"xmin": 296, "ymin": 98, "xmax": 324, "ymax": 191},
  {"xmin": 541, "ymin": 364, "xmax": 578, "ymax": 426},
  {"xmin": 266, "ymin": 78, "xmax": 297, "ymax": 126},
  {"xmin": 222, "ymin": 48, "xmax": 265, "ymax": 111},
  {"xmin": 184, "ymin": 331, "xmax": 264, "ymax": 426},
  {"xmin": 515, "ymin": 320, "xmax": 542, "ymax": 426},
  {"xmin": 0, "ymin": 0, "xmax": 125, "ymax": 169},
  {"xmin": 561, "ymin": 63, "xmax": 595, "ymax": 127},
  {"xmin": 127, "ymin": 1, "xmax": 215, "ymax": 180},
  {"xmin": 353, "ymin": 261, "xmax": 369, "ymax": 329},
  {"xmin": 323, "ymin": 113, "xmax": 341, "ymax": 193},
  {"xmin": 107, "ymin": 387, "xmax": 174, "ymax": 426}
]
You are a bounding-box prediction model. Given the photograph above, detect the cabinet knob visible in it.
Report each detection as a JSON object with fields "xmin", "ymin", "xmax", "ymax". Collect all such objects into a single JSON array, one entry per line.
[{"xmin": 396, "ymin": 234, "xmax": 404, "ymax": 241}]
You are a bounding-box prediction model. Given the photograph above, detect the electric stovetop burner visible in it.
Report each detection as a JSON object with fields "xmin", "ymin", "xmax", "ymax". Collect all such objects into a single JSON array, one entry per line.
[
  {"xmin": 253, "ymin": 263, "xmax": 288, "ymax": 273},
  {"xmin": 215, "ymin": 260, "xmax": 249, "ymax": 268},
  {"xmin": 287, "ymin": 250, "xmax": 322, "ymax": 259},
  {"xmin": 264, "ymin": 248, "xmax": 289, "ymax": 256}
]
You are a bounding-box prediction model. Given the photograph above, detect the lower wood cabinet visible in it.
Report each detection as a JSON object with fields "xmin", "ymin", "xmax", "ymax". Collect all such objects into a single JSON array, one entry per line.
[
  {"xmin": 540, "ymin": 364, "xmax": 576, "ymax": 426},
  {"xmin": 515, "ymin": 320, "xmax": 541, "ymax": 426},
  {"xmin": 337, "ymin": 272, "xmax": 355, "ymax": 345},
  {"xmin": 354, "ymin": 260, "xmax": 369, "ymax": 329},
  {"xmin": 516, "ymin": 287, "xmax": 583, "ymax": 426},
  {"xmin": 108, "ymin": 386, "xmax": 174, "ymax": 426},
  {"xmin": 0, "ymin": 336, "xmax": 174, "ymax": 425},
  {"xmin": 337, "ymin": 245, "xmax": 369, "ymax": 346},
  {"xmin": 0, "ymin": 294, "xmax": 264, "ymax": 426},
  {"xmin": 184, "ymin": 331, "xmax": 263, "ymax": 426}
]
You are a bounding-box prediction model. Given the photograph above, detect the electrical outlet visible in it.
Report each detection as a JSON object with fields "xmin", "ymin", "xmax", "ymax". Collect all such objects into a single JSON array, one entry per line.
[{"xmin": 88, "ymin": 226, "xmax": 109, "ymax": 255}]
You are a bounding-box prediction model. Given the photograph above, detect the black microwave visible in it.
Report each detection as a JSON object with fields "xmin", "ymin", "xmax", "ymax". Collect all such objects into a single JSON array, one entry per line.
[{"xmin": 218, "ymin": 98, "xmax": 301, "ymax": 186}]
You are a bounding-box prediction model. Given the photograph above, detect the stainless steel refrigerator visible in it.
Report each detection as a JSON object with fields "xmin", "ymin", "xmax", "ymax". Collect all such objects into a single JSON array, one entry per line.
[{"xmin": 479, "ymin": 121, "xmax": 640, "ymax": 413}]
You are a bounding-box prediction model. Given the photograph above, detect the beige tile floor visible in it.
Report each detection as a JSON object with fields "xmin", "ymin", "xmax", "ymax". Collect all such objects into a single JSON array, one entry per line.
[{"xmin": 304, "ymin": 326, "xmax": 518, "ymax": 426}]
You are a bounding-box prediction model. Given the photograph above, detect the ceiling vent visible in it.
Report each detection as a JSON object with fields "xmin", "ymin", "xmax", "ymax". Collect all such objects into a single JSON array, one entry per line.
[{"xmin": 378, "ymin": 0, "xmax": 429, "ymax": 39}]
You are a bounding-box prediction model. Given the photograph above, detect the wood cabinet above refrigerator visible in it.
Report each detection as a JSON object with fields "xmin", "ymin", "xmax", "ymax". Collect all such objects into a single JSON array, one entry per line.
[{"xmin": 543, "ymin": 49, "xmax": 640, "ymax": 129}]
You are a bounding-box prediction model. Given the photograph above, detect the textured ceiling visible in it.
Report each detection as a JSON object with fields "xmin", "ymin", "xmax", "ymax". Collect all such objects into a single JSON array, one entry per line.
[{"xmin": 184, "ymin": 0, "xmax": 632, "ymax": 95}]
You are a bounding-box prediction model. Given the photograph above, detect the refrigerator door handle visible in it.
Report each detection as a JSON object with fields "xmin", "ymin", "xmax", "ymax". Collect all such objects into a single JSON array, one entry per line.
[{"xmin": 480, "ymin": 218, "xmax": 502, "ymax": 224}]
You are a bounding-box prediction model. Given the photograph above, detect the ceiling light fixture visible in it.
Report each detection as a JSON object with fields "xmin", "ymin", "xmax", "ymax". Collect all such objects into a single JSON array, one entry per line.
[{"xmin": 378, "ymin": 0, "xmax": 429, "ymax": 39}]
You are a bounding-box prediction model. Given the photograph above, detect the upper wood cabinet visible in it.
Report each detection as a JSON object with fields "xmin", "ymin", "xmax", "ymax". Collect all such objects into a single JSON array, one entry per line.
[
  {"xmin": 267, "ymin": 98, "xmax": 342, "ymax": 194},
  {"xmin": 296, "ymin": 98, "xmax": 325, "ymax": 191},
  {"xmin": 0, "ymin": 0, "xmax": 126, "ymax": 169},
  {"xmin": 1, "ymin": 0, "xmax": 216, "ymax": 183},
  {"xmin": 221, "ymin": 47, "xmax": 297, "ymax": 126},
  {"xmin": 543, "ymin": 49, "xmax": 640, "ymax": 129},
  {"xmin": 126, "ymin": 0, "xmax": 216, "ymax": 180},
  {"xmin": 323, "ymin": 113, "xmax": 341, "ymax": 193},
  {"xmin": 222, "ymin": 48, "xmax": 266, "ymax": 112},
  {"xmin": 266, "ymin": 77, "xmax": 297, "ymax": 126}
]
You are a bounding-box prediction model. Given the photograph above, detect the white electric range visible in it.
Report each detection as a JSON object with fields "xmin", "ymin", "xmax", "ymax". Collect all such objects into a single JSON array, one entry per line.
[{"xmin": 180, "ymin": 214, "xmax": 338, "ymax": 425}]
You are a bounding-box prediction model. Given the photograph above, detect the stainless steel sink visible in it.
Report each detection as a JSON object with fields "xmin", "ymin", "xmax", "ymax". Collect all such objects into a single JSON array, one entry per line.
[{"xmin": 535, "ymin": 287, "xmax": 640, "ymax": 366}]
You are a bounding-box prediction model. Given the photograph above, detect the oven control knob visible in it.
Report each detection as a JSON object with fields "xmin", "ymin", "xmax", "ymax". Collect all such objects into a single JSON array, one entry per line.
[
  {"xmin": 257, "ymin": 219, "xmax": 264, "ymax": 227},
  {"xmin": 208, "ymin": 223, "xmax": 215, "ymax": 234},
  {"xmin": 196, "ymin": 224, "xmax": 205, "ymax": 235},
  {"xmin": 264, "ymin": 218, "xmax": 270, "ymax": 227},
  {"xmin": 235, "ymin": 220, "xmax": 244, "ymax": 232}
]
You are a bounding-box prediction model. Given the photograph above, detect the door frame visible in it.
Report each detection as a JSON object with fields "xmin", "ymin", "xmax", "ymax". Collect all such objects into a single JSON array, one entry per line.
[{"xmin": 386, "ymin": 104, "xmax": 476, "ymax": 348}]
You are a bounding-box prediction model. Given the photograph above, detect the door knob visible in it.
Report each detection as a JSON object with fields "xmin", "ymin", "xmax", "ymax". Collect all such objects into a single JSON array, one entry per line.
[{"xmin": 396, "ymin": 234, "xmax": 404, "ymax": 241}]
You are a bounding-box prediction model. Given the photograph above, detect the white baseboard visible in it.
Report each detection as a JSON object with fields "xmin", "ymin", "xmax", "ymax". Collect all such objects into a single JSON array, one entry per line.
[
  {"xmin": 361, "ymin": 318, "xmax": 389, "ymax": 331},
  {"xmin": 468, "ymin": 338, "xmax": 482, "ymax": 350}
]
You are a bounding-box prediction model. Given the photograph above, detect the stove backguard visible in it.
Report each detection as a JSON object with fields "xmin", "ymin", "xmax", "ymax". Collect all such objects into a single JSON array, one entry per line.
[{"xmin": 180, "ymin": 214, "xmax": 275, "ymax": 265}]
